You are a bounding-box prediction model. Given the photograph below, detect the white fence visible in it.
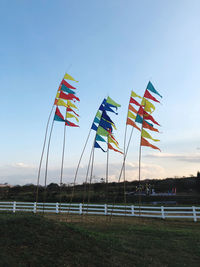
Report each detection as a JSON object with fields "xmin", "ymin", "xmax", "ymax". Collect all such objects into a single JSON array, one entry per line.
[{"xmin": 0, "ymin": 201, "xmax": 199, "ymax": 222}]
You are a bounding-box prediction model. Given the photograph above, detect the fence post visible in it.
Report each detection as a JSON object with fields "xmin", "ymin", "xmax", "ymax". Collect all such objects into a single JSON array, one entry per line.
[
  {"xmin": 56, "ymin": 202, "xmax": 59, "ymax": 214},
  {"xmin": 161, "ymin": 206, "xmax": 165, "ymax": 219},
  {"xmin": 131, "ymin": 205, "xmax": 135, "ymax": 216},
  {"xmin": 13, "ymin": 201, "xmax": 16, "ymax": 213},
  {"xmin": 33, "ymin": 202, "xmax": 37, "ymax": 213},
  {"xmin": 104, "ymin": 204, "xmax": 107, "ymax": 215},
  {"xmin": 79, "ymin": 203, "xmax": 82, "ymax": 215},
  {"xmin": 192, "ymin": 206, "xmax": 197, "ymax": 222}
]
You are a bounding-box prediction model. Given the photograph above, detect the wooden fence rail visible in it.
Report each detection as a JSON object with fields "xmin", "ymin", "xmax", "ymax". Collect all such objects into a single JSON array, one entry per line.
[{"xmin": 0, "ymin": 202, "xmax": 199, "ymax": 222}]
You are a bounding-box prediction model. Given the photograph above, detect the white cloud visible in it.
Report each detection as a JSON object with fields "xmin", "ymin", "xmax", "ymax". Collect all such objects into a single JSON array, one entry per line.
[{"xmin": 144, "ymin": 152, "xmax": 200, "ymax": 163}]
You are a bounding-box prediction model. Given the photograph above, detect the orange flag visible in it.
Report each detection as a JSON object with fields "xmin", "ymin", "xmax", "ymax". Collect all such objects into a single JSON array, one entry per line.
[
  {"xmin": 141, "ymin": 137, "xmax": 160, "ymax": 151},
  {"xmin": 128, "ymin": 104, "xmax": 138, "ymax": 114},
  {"xmin": 143, "ymin": 120, "xmax": 159, "ymax": 132},
  {"xmin": 108, "ymin": 143, "xmax": 123, "ymax": 154},
  {"xmin": 126, "ymin": 118, "xmax": 141, "ymax": 131}
]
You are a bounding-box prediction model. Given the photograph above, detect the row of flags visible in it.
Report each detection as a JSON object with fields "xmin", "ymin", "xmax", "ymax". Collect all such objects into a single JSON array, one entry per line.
[
  {"xmin": 51, "ymin": 73, "xmax": 162, "ymax": 155},
  {"xmin": 126, "ymin": 81, "xmax": 162, "ymax": 152},
  {"xmin": 53, "ymin": 73, "xmax": 80, "ymax": 127}
]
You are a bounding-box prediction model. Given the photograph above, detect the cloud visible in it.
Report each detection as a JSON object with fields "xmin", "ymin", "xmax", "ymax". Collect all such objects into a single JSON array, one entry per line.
[
  {"xmin": 0, "ymin": 160, "xmax": 165, "ymax": 185},
  {"xmin": 144, "ymin": 152, "xmax": 200, "ymax": 163}
]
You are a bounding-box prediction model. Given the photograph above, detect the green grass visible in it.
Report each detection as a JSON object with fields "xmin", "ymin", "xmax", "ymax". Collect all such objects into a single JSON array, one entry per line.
[{"xmin": 0, "ymin": 213, "xmax": 200, "ymax": 267}]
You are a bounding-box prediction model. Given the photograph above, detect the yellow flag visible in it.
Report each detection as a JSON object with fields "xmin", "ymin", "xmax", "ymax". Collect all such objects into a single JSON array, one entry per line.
[
  {"xmin": 131, "ymin": 91, "xmax": 142, "ymax": 99},
  {"xmin": 56, "ymin": 92, "xmax": 60, "ymax": 99},
  {"xmin": 141, "ymin": 98, "xmax": 155, "ymax": 114},
  {"xmin": 141, "ymin": 129, "xmax": 160, "ymax": 142},
  {"xmin": 64, "ymin": 73, "xmax": 78, "ymax": 82},
  {"xmin": 108, "ymin": 136, "xmax": 119, "ymax": 148},
  {"xmin": 67, "ymin": 100, "xmax": 78, "ymax": 110},
  {"xmin": 66, "ymin": 112, "xmax": 79, "ymax": 122},
  {"xmin": 128, "ymin": 111, "xmax": 136, "ymax": 120},
  {"xmin": 56, "ymin": 98, "xmax": 68, "ymax": 108}
]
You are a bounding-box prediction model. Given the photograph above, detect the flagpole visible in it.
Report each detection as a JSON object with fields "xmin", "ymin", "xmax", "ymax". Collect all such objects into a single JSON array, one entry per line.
[
  {"xmin": 36, "ymin": 104, "xmax": 55, "ymax": 207},
  {"xmin": 43, "ymin": 119, "xmax": 55, "ymax": 213},
  {"xmin": 59, "ymin": 121, "xmax": 67, "ymax": 212},
  {"xmin": 73, "ymin": 129, "xmax": 92, "ymax": 190},
  {"xmin": 106, "ymin": 136, "xmax": 109, "ymax": 205}
]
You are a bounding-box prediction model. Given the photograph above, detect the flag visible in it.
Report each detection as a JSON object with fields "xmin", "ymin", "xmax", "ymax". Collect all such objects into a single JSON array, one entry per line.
[
  {"xmin": 66, "ymin": 113, "xmax": 79, "ymax": 123},
  {"xmin": 141, "ymin": 129, "xmax": 160, "ymax": 142},
  {"xmin": 97, "ymin": 126, "xmax": 109, "ymax": 136},
  {"xmin": 67, "ymin": 100, "xmax": 78, "ymax": 110},
  {"xmin": 108, "ymin": 136, "xmax": 120, "ymax": 148},
  {"xmin": 99, "ymin": 119, "xmax": 113, "ymax": 132},
  {"xmin": 141, "ymin": 137, "xmax": 160, "ymax": 151},
  {"xmin": 54, "ymin": 114, "xmax": 65, "ymax": 122},
  {"xmin": 141, "ymin": 98, "xmax": 155, "ymax": 114},
  {"xmin": 144, "ymin": 90, "xmax": 160, "ymax": 103},
  {"xmin": 147, "ymin": 81, "xmax": 162, "ymax": 98},
  {"xmin": 106, "ymin": 96, "xmax": 121, "ymax": 108},
  {"xmin": 127, "ymin": 110, "xmax": 136, "ymax": 120},
  {"xmin": 94, "ymin": 141, "xmax": 106, "ymax": 152},
  {"xmin": 131, "ymin": 91, "xmax": 142, "ymax": 99},
  {"xmin": 108, "ymin": 143, "xmax": 123, "ymax": 154},
  {"xmin": 128, "ymin": 104, "xmax": 138, "ymax": 114},
  {"xmin": 91, "ymin": 123, "xmax": 98, "ymax": 131},
  {"xmin": 64, "ymin": 73, "xmax": 78, "ymax": 82},
  {"xmin": 94, "ymin": 117, "xmax": 100, "ymax": 124},
  {"xmin": 65, "ymin": 120, "xmax": 79, "ymax": 127},
  {"xmin": 55, "ymin": 107, "xmax": 64, "ymax": 120},
  {"xmin": 126, "ymin": 118, "xmax": 141, "ymax": 131},
  {"xmin": 130, "ymin": 97, "xmax": 141, "ymax": 106},
  {"xmin": 61, "ymin": 84, "xmax": 75, "ymax": 95},
  {"xmin": 96, "ymin": 134, "xmax": 106, "ymax": 142},
  {"xmin": 61, "ymin": 79, "xmax": 76, "ymax": 89},
  {"xmin": 144, "ymin": 113, "xmax": 160, "ymax": 126},
  {"xmin": 55, "ymin": 98, "xmax": 68, "ymax": 108},
  {"xmin": 59, "ymin": 91, "xmax": 80, "ymax": 101},
  {"xmin": 66, "ymin": 107, "xmax": 79, "ymax": 117},
  {"xmin": 142, "ymin": 120, "xmax": 159, "ymax": 132}
]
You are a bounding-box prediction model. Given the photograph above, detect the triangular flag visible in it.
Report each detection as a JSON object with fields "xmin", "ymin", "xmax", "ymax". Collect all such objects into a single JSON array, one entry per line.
[
  {"xmin": 66, "ymin": 113, "xmax": 79, "ymax": 123},
  {"xmin": 143, "ymin": 120, "xmax": 159, "ymax": 132},
  {"xmin": 96, "ymin": 134, "xmax": 106, "ymax": 142},
  {"xmin": 64, "ymin": 73, "xmax": 78, "ymax": 82},
  {"xmin": 97, "ymin": 126, "xmax": 109, "ymax": 137},
  {"xmin": 67, "ymin": 107, "xmax": 79, "ymax": 117},
  {"xmin": 55, "ymin": 98, "xmax": 68, "ymax": 108},
  {"xmin": 144, "ymin": 90, "xmax": 160, "ymax": 103},
  {"xmin": 131, "ymin": 91, "xmax": 142, "ymax": 99},
  {"xmin": 55, "ymin": 107, "xmax": 64, "ymax": 120},
  {"xmin": 106, "ymin": 96, "xmax": 121, "ymax": 108},
  {"xmin": 91, "ymin": 123, "xmax": 98, "ymax": 131},
  {"xmin": 128, "ymin": 104, "xmax": 138, "ymax": 114},
  {"xmin": 108, "ymin": 143, "xmax": 123, "ymax": 154},
  {"xmin": 141, "ymin": 137, "xmax": 161, "ymax": 151},
  {"xmin": 94, "ymin": 141, "xmax": 106, "ymax": 152},
  {"xmin": 65, "ymin": 120, "xmax": 79, "ymax": 127},
  {"xmin": 59, "ymin": 91, "xmax": 80, "ymax": 101},
  {"xmin": 61, "ymin": 84, "xmax": 75, "ymax": 95},
  {"xmin": 128, "ymin": 110, "xmax": 136, "ymax": 120},
  {"xmin": 54, "ymin": 114, "xmax": 65, "ymax": 122},
  {"xmin": 141, "ymin": 129, "xmax": 160, "ymax": 142},
  {"xmin": 147, "ymin": 81, "xmax": 162, "ymax": 98},
  {"xmin": 141, "ymin": 98, "xmax": 155, "ymax": 114},
  {"xmin": 67, "ymin": 100, "xmax": 78, "ymax": 110},
  {"xmin": 130, "ymin": 97, "xmax": 141, "ymax": 106},
  {"xmin": 61, "ymin": 79, "xmax": 76, "ymax": 89},
  {"xmin": 126, "ymin": 118, "xmax": 141, "ymax": 131}
]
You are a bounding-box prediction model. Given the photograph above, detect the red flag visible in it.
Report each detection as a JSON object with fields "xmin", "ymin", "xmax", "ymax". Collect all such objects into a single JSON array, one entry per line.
[
  {"xmin": 142, "ymin": 120, "xmax": 159, "ymax": 132},
  {"xmin": 126, "ymin": 118, "xmax": 141, "ymax": 131},
  {"xmin": 61, "ymin": 79, "xmax": 76, "ymax": 89},
  {"xmin": 59, "ymin": 91, "xmax": 80, "ymax": 101},
  {"xmin": 144, "ymin": 90, "xmax": 160, "ymax": 103},
  {"xmin": 65, "ymin": 120, "xmax": 79, "ymax": 127},
  {"xmin": 67, "ymin": 107, "xmax": 79, "ymax": 117},
  {"xmin": 141, "ymin": 137, "xmax": 160, "ymax": 151},
  {"xmin": 130, "ymin": 97, "xmax": 140, "ymax": 106},
  {"xmin": 55, "ymin": 107, "xmax": 64, "ymax": 120},
  {"xmin": 144, "ymin": 113, "xmax": 160, "ymax": 126}
]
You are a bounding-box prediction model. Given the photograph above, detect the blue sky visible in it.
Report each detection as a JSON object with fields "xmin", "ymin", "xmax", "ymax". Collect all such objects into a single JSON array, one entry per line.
[{"xmin": 1, "ymin": 0, "xmax": 200, "ymax": 185}]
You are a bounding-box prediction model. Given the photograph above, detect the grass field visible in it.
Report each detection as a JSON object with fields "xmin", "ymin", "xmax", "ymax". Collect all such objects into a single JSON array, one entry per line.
[{"xmin": 0, "ymin": 213, "xmax": 200, "ymax": 267}]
